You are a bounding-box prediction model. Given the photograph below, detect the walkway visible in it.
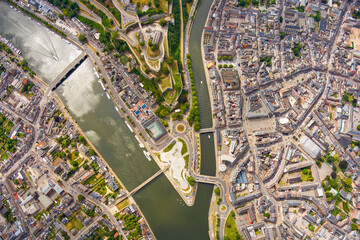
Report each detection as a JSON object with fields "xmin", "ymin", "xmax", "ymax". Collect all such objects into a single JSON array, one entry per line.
[
  {"xmin": 113, "ymin": 165, "xmax": 170, "ymax": 206},
  {"xmin": 198, "ymin": 127, "xmax": 216, "ymax": 133},
  {"xmin": 129, "ymin": 165, "xmax": 170, "ymax": 196}
]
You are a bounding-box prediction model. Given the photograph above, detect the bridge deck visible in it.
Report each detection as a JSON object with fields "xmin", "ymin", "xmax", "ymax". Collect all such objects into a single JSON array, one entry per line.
[
  {"xmin": 47, "ymin": 52, "xmax": 87, "ymax": 92},
  {"xmin": 198, "ymin": 128, "xmax": 216, "ymax": 133},
  {"xmin": 113, "ymin": 165, "xmax": 170, "ymax": 206}
]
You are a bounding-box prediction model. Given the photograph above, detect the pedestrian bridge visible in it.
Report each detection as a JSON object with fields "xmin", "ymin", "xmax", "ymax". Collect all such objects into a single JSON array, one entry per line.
[
  {"xmin": 113, "ymin": 165, "xmax": 170, "ymax": 206},
  {"xmin": 197, "ymin": 128, "xmax": 216, "ymax": 133}
]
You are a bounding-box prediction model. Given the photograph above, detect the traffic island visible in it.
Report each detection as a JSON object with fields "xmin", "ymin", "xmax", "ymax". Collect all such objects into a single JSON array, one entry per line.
[{"xmin": 176, "ymin": 123, "xmax": 186, "ymax": 133}]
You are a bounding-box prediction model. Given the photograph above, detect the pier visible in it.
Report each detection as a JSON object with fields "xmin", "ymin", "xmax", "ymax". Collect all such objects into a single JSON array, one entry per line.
[{"xmin": 45, "ymin": 52, "xmax": 87, "ymax": 95}]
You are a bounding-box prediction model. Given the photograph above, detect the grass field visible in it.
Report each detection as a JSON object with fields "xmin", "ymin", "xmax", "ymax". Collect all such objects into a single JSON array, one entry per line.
[
  {"xmin": 116, "ymin": 198, "xmax": 130, "ymax": 210},
  {"xmin": 159, "ymin": 75, "xmax": 172, "ymax": 91},
  {"xmin": 147, "ymin": 59, "xmax": 160, "ymax": 69},
  {"xmin": 224, "ymin": 211, "xmax": 241, "ymax": 240},
  {"xmin": 186, "ymin": 2, "xmax": 192, "ymax": 14},
  {"xmin": 132, "ymin": 0, "xmax": 168, "ymax": 12},
  {"xmin": 164, "ymin": 89, "xmax": 176, "ymax": 104},
  {"xmin": 146, "ymin": 46, "xmax": 161, "ymax": 58},
  {"xmin": 66, "ymin": 217, "xmax": 84, "ymax": 231},
  {"xmin": 171, "ymin": 62, "xmax": 182, "ymax": 95}
]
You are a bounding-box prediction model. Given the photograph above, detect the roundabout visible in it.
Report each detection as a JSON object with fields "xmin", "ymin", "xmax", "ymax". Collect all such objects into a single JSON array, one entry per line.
[{"xmin": 176, "ymin": 123, "xmax": 186, "ymax": 133}]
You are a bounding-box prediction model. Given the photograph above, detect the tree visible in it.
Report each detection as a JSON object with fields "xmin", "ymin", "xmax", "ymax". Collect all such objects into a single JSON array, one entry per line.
[
  {"xmin": 279, "ymin": 16, "xmax": 283, "ymax": 23},
  {"xmin": 140, "ymin": 41, "xmax": 145, "ymax": 47},
  {"xmin": 159, "ymin": 18, "xmax": 167, "ymax": 27},
  {"xmin": 187, "ymin": 176, "xmax": 195, "ymax": 186},
  {"xmin": 316, "ymin": 160, "xmax": 322, "ymax": 167},
  {"xmin": 214, "ymin": 187, "xmax": 220, "ymax": 196},
  {"xmin": 331, "ymin": 171, "xmax": 337, "ymax": 179},
  {"xmin": 339, "ymin": 160, "xmax": 348, "ymax": 171},
  {"xmin": 77, "ymin": 194, "xmax": 85, "ymax": 202},
  {"xmin": 151, "ymin": 43, "xmax": 159, "ymax": 51},
  {"xmin": 83, "ymin": 164, "xmax": 89, "ymax": 170},
  {"xmin": 20, "ymin": 60, "xmax": 28, "ymax": 67},
  {"xmin": 172, "ymin": 112, "xmax": 183, "ymax": 121},
  {"xmin": 344, "ymin": 177, "xmax": 352, "ymax": 187},
  {"xmin": 13, "ymin": 179, "xmax": 20, "ymax": 185},
  {"xmin": 166, "ymin": 56, "xmax": 174, "ymax": 66},
  {"xmin": 238, "ymin": 0, "xmax": 246, "ymax": 7},
  {"xmin": 264, "ymin": 212, "xmax": 270, "ymax": 218},
  {"xmin": 357, "ymin": 124, "xmax": 360, "ymax": 131},
  {"xmin": 78, "ymin": 34, "xmax": 87, "ymax": 43},
  {"xmin": 163, "ymin": 66, "xmax": 170, "ymax": 75},
  {"xmin": 88, "ymin": 149, "xmax": 95, "ymax": 156},
  {"xmin": 111, "ymin": 31, "xmax": 119, "ymax": 40},
  {"xmin": 351, "ymin": 223, "xmax": 358, "ymax": 231},
  {"xmin": 280, "ymin": 32, "xmax": 286, "ymax": 39}
]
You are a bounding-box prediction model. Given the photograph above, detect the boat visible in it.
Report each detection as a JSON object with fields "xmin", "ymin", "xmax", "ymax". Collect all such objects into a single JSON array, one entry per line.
[
  {"xmin": 135, "ymin": 136, "xmax": 144, "ymax": 148},
  {"xmin": 125, "ymin": 122, "xmax": 133, "ymax": 132},
  {"xmin": 106, "ymin": 92, "xmax": 110, "ymax": 99},
  {"xmin": 115, "ymin": 106, "xmax": 122, "ymax": 116},
  {"xmin": 143, "ymin": 151, "xmax": 151, "ymax": 161},
  {"xmin": 93, "ymin": 68, "xmax": 100, "ymax": 78},
  {"xmin": 99, "ymin": 81, "xmax": 105, "ymax": 90}
]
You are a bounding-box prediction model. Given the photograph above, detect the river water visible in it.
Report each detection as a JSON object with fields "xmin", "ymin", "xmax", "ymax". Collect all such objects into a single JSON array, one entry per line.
[
  {"xmin": 0, "ymin": 1, "xmax": 216, "ymax": 239},
  {"xmin": 0, "ymin": 3, "xmax": 81, "ymax": 84},
  {"xmin": 189, "ymin": 0, "xmax": 217, "ymax": 177},
  {"xmin": 189, "ymin": 0, "xmax": 213, "ymax": 129}
]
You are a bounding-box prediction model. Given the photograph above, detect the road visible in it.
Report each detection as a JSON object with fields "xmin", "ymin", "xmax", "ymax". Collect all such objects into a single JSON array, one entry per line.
[{"xmin": 84, "ymin": 45, "xmax": 172, "ymax": 151}]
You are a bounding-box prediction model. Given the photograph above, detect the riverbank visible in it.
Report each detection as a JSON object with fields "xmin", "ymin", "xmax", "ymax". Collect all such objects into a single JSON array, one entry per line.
[
  {"xmin": 99, "ymin": 65, "xmax": 196, "ymax": 207},
  {"xmin": 200, "ymin": 8, "xmax": 214, "ymax": 129},
  {"xmin": 51, "ymin": 92, "xmax": 156, "ymax": 239},
  {"xmin": 0, "ymin": 1, "xmax": 215, "ymax": 237}
]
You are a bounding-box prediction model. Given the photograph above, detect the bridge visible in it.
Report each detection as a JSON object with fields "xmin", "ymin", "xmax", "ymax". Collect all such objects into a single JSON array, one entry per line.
[
  {"xmin": 197, "ymin": 128, "xmax": 216, "ymax": 133},
  {"xmin": 129, "ymin": 165, "xmax": 170, "ymax": 196},
  {"xmin": 113, "ymin": 165, "xmax": 170, "ymax": 206},
  {"xmin": 45, "ymin": 52, "xmax": 87, "ymax": 95}
]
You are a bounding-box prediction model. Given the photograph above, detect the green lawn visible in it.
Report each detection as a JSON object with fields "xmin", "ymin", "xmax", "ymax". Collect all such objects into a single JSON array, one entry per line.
[
  {"xmin": 300, "ymin": 167, "xmax": 314, "ymax": 182},
  {"xmin": 116, "ymin": 198, "xmax": 130, "ymax": 211},
  {"xmin": 178, "ymin": 138, "xmax": 188, "ymax": 155},
  {"xmin": 171, "ymin": 62, "xmax": 182, "ymax": 95},
  {"xmin": 184, "ymin": 155, "xmax": 189, "ymax": 169},
  {"xmin": 224, "ymin": 211, "xmax": 241, "ymax": 240},
  {"xmin": 164, "ymin": 89, "xmax": 176, "ymax": 104},
  {"xmin": 66, "ymin": 217, "xmax": 84, "ymax": 231},
  {"xmin": 163, "ymin": 141, "xmax": 176, "ymax": 152},
  {"xmin": 308, "ymin": 223, "xmax": 315, "ymax": 232},
  {"xmin": 159, "ymin": 74, "xmax": 172, "ymax": 92}
]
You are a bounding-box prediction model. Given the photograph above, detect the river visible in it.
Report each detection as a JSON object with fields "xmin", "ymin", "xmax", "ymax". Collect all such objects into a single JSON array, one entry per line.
[
  {"xmin": 0, "ymin": 3, "xmax": 82, "ymax": 84},
  {"xmin": 0, "ymin": 1, "xmax": 216, "ymax": 239},
  {"xmin": 189, "ymin": 0, "xmax": 217, "ymax": 177},
  {"xmin": 189, "ymin": 0, "xmax": 213, "ymax": 129}
]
